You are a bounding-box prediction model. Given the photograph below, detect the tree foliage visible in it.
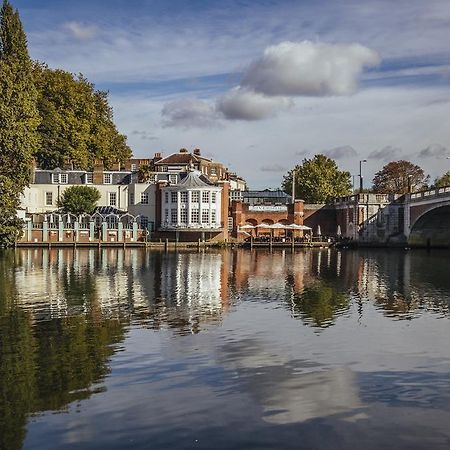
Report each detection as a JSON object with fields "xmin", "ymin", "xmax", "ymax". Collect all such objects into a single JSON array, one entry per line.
[
  {"xmin": 137, "ymin": 164, "xmax": 152, "ymax": 182},
  {"xmin": 0, "ymin": 0, "xmax": 40, "ymax": 246},
  {"xmin": 33, "ymin": 63, "xmax": 131, "ymax": 170},
  {"xmin": 433, "ymin": 171, "xmax": 450, "ymax": 189},
  {"xmin": 372, "ymin": 160, "xmax": 428, "ymax": 194},
  {"xmin": 282, "ymin": 154, "xmax": 352, "ymax": 203},
  {"xmin": 57, "ymin": 185, "xmax": 101, "ymax": 215},
  {"xmin": 0, "ymin": 251, "xmax": 126, "ymax": 448},
  {"xmin": 0, "ymin": 176, "xmax": 23, "ymax": 246}
]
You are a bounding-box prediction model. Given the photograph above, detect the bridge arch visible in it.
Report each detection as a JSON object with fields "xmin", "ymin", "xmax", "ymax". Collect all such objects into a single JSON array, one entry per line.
[{"xmin": 408, "ymin": 205, "xmax": 450, "ymax": 247}]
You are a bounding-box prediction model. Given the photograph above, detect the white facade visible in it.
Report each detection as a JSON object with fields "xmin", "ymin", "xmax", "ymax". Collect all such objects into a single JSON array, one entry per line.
[
  {"xmin": 127, "ymin": 184, "xmax": 158, "ymax": 230},
  {"xmin": 21, "ymin": 184, "xmax": 129, "ymax": 214},
  {"xmin": 161, "ymin": 171, "xmax": 222, "ymax": 230}
]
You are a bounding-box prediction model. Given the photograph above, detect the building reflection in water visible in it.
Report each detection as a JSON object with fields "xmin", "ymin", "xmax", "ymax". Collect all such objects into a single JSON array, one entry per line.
[
  {"xmin": 11, "ymin": 247, "xmax": 450, "ymax": 330},
  {"xmin": 12, "ymin": 248, "xmax": 232, "ymax": 333}
]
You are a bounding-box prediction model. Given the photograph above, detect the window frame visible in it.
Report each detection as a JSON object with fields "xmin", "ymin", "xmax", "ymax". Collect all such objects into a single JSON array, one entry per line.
[
  {"xmin": 45, "ymin": 192, "xmax": 53, "ymax": 206},
  {"xmin": 109, "ymin": 192, "xmax": 117, "ymax": 207}
]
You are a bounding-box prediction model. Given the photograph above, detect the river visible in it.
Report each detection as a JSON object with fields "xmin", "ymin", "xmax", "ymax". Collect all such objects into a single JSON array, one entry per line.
[{"xmin": 1, "ymin": 247, "xmax": 450, "ymax": 449}]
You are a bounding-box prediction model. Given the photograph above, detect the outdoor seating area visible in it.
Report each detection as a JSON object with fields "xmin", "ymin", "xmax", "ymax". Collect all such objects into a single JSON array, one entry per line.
[
  {"xmin": 239, "ymin": 222, "xmax": 312, "ymax": 239},
  {"xmin": 238, "ymin": 222, "xmax": 335, "ymax": 247}
]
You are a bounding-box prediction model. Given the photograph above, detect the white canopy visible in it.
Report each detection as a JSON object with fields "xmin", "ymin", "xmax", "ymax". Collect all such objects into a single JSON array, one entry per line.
[
  {"xmin": 287, "ymin": 224, "xmax": 312, "ymax": 230},
  {"xmin": 270, "ymin": 223, "xmax": 287, "ymax": 229},
  {"xmin": 239, "ymin": 224, "xmax": 255, "ymax": 230}
]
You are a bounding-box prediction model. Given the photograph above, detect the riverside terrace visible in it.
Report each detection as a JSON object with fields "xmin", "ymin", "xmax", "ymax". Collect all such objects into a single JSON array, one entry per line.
[
  {"xmin": 17, "ymin": 209, "xmax": 147, "ymax": 246},
  {"xmin": 238, "ymin": 222, "xmax": 335, "ymax": 248}
]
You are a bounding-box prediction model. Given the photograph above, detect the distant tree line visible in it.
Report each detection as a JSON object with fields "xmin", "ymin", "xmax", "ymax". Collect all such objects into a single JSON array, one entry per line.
[{"xmin": 0, "ymin": 0, "xmax": 131, "ymax": 246}]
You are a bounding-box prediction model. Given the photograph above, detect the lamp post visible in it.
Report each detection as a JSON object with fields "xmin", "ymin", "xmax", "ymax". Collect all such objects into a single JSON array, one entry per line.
[
  {"xmin": 359, "ymin": 160, "xmax": 367, "ymax": 192},
  {"xmin": 291, "ymin": 170, "xmax": 296, "ymax": 203},
  {"xmin": 351, "ymin": 174, "xmax": 357, "ymax": 193},
  {"xmin": 54, "ymin": 167, "xmax": 62, "ymax": 208}
]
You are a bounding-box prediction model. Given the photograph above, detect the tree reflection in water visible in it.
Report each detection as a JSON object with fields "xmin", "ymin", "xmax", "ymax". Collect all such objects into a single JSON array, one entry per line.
[
  {"xmin": 0, "ymin": 250, "xmax": 126, "ymax": 450},
  {"xmin": 291, "ymin": 283, "xmax": 350, "ymax": 328}
]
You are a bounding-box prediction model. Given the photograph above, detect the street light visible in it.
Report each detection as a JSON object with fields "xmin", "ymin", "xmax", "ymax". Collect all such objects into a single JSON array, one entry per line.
[
  {"xmin": 351, "ymin": 174, "xmax": 357, "ymax": 193},
  {"xmin": 359, "ymin": 160, "xmax": 367, "ymax": 192}
]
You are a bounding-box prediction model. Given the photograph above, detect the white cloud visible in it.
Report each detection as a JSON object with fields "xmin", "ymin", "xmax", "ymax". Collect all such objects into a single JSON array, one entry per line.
[
  {"xmin": 63, "ymin": 22, "xmax": 98, "ymax": 41},
  {"xmin": 161, "ymin": 98, "xmax": 219, "ymax": 128},
  {"xmin": 215, "ymin": 40, "xmax": 379, "ymax": 122},
  {"xmin": 131, "ymin": 130, "xmax": 158, "ymax": 141},
  {"xmin": 216, "ymin": 87, "xmax": 292, "ymax": 121},
  {"xmin": 324, "ymin": 145, "xmax": 358, "ymax": 159},
  {"xmin": 260, "ymin": 164, "xmax": 288, "ymax": 173},
  {"xmin": 418, "ymin": 143, "xmax": 449, "ymax": 158},
  {"xmin": 241, "ymin": 41, "xmax": 380, "ymax": 97},
  {"xmin": 369, "ymin": 145, "xmax": 403, "ymax": 162}
]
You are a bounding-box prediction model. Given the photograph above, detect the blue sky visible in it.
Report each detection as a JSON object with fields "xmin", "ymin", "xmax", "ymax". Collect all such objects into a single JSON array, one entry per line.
[{"xmin": 15, "ymin": 0, "xmax": 450, "ymax": 188}]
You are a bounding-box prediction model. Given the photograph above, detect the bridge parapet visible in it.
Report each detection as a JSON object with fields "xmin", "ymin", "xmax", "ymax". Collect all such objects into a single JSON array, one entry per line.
[{"xmin": 409, "ymin": 186, "xmax": 450, "ymax": 202}]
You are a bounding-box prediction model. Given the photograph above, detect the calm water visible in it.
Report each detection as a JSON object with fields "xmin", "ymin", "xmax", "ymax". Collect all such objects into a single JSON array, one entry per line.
[{"xmin": 1, "ymin": 248, "xmax": 450, "ymax": 450}]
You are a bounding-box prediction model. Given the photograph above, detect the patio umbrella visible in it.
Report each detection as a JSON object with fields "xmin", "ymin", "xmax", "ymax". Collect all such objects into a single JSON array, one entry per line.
[
  {"xmin": 316, "ymin": 225, "xmax": 321, "ymax": 236},
  {"xmin": 337, "ymin": 225, "xmax": 342, "ymax": 236},
  {"xmin": 270, "ymin": 223, "xmax": 287, "ymax": 229},
  {"xmin": 66, "ymin": 215, "xmax": 71, "ymax": 224},
  {"xmin": 287, "ymin": 224, "xmax": 312, "ymax": 230},
  {"xmin": 256, "ymin": 223, "xmax": 272, "ymax": 228},
  {"xmin": 240, "ymin": 224, "xmax": 255, "ymax": 229}
]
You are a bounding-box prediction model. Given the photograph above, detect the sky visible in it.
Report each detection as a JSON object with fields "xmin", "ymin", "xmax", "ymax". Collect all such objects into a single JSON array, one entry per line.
[{"xmin": 15, "ymin": 0, "xmax": 450, "ymax": 189}]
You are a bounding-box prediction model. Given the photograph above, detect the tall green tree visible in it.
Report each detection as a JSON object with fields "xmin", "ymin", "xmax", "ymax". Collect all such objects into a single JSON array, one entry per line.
[
  {"xmin": 433, "ymin": 171, "xmax": 450, "ymax": 189},
  {"xmin": 0, "ymin": 0, "xmax": 40, "ymax": 188},
  {"xmin": 282, "ymin": 154, "xmax": 352, "ymax": 203},
  {"xmin": 33, "ymin": 64, "xmax": 131, "ymax": 170},
  {"xmin": 372, "ymin": 160, "xmax": 428, "ymax": 194},
  {"xmin": 0, "ymin": 0, "xmax": 39, "ymax": 246},
  {"xmin": 0, "ymin": 176, "xmax": 24, "ymax": 246},
  {"xmin": 57, "ymin": 186, "xmax": 101, "ymax": 215}
]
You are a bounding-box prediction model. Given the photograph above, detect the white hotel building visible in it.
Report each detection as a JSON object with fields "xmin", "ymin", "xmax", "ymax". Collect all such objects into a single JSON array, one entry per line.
[{"xmin": 161, "ymin": 170, "xmax": 222, "ymax": 230}]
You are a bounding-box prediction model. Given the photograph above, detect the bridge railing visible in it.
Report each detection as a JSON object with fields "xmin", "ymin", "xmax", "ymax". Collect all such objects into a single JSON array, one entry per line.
[{"xmin": 409, "ymin": 186, "xmax": 450, "ymax": 201}]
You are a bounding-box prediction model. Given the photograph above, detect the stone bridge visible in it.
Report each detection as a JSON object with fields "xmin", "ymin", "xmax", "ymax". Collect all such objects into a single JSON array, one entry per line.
[{"xmin": 405, "ymin": 186, "xmax": 450, "ymax": 247}]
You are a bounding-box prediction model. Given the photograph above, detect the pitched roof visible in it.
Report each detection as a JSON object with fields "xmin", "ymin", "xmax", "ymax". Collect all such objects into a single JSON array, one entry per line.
[
  {"xmin": 155, "ymin": 151, "xmax": 214, "ymax": 165},
  {"xmin": 177, "ymin": 170, "xmax": 212, "ymax": 188},
  {"xmin": 155, "ymin": 152, "xmax": 199, "ymax": 165}
]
